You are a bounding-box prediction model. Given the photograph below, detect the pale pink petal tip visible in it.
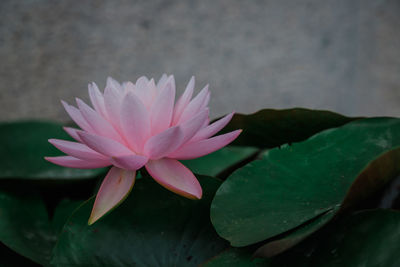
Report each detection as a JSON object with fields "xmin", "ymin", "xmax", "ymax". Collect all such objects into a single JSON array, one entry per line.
[
  {"xmin": 191, "ymin": 112, "xmax": 235, "ymax": 142},
  {"xmin": 88, "ymin": 167, "xmax": 136, "ymax": 225},
  {"xmin": 44, "ymin": 156, "xmax": 110, "ymax": 169},
  {"xmin": 169, "ymin": 129, "xmax": 242, "ymax": 160},
  {"xmin": 63, "ymin": 127, "xmax": 83, "ymax": 142},
  {"xmin": 145, "ymin": 158, "xmax": 202, "ymax": 200},
  {"xmin": 110, "ymin": 154, "xmax": 148, "ymax": 171}
]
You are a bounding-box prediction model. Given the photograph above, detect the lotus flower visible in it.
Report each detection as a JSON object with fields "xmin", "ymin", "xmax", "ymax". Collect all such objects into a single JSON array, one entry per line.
[{"xmin": 45, "ymin": 75, "xmax": 241, "ymax": 224}]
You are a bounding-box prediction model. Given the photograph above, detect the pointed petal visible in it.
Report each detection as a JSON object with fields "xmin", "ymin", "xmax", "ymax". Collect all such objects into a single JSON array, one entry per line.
[
  {"xmin": 157, "ymin": 74, "xmax": 175, "ymax": 91},
  {"xmin": 49, "ymin": 139, "xmax": 108, "ymax": 160},
  {"xmin": 63, "ymin": 127, "xmax": 83, "ymax": 142},
  {"xmin": 88, "ymin": 167, "xmax": 135, "ymax": 225},
  {"xmin": 134, "ymin": 76, "xmax": 151, "ymax": 106},
  {"xmin": 104, "ymin": 77, "xmax": 124, "ymax": 128},
  {"xmin": 151, "ymin": 78, "xmax": 175, "ymax": 135},
  {"xmin": 144, "ymin": 126, "xmax": 184, "ymax": 160},
  {"xmin": 78, "ymin": 131, "xmax": 133, "ymax": 157},
  {"xmin": 190, "ymin": 112, "xmax": 234, "ymax": 142},
  {"xmin": 145, "ymin": 158, "xmax": 202, "ymax": 199},
  {"xmin": 110, "ymin": 154, "xmax": 148, "ymax": 171},
  {"xmin": 178, "ymin": 85, "xmax": 209, "ymax": 124},
  {"xmin": 106, "ymin": 76, "xmax": 122, "ymax": 91},
  {"xmin": 157, "ymin": 73, "xmax": 168, "ymax": 88},
  {"xmin": 122, "ymin": 81, "xmax": 135, "ymax": 93},
  {"xmin": 168, "ymin": 130, "xmax": 242, "ymax": 160},
  {"xmin": 88, "ymin": 82, "xmax": 107, "ymax": 118},
  {"xmin": 45, "ymin": 156, "xmax": 110, "ymax": 169},
  {"xmin": 201, "ymin": 116, "xmax": 210, "ymax": 128},
  {"xmin": 172, "ymin": 76, "xmax": 195, "ymax": 125},
  {"xmin": 168, "ymin": 75, "xmax": 176, "ymax": 91},
  {"xmin": 200, "ymin": 90, "xmax": 211, "ymax": 110},
  {"xmin": 147, "ymin": 78, "xmax": 158, "ymax": 106},
  {"xmin": 61, "ymin": 101, "xmax": 93, "ymax": 132},
  {"xmin": 120, "ymin": 91, "xmax": 151, "ymax": 152},
  {"xmin": 179, "ymin": 108, "xmax": 209, "ymax": 144},
  {"xmin": 76, "ymin": 98, "xmax": 125, "ymax": 144}
]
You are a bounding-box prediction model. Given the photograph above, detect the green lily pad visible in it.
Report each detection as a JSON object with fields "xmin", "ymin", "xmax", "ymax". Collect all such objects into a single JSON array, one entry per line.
[
  {"xmin": 51, "ymin": 175, "xmax": 228, "ymax": 266},
  {"xmin": 282, "ymin": 209, "xmax": 400, "ymax": 267},
  {"xmin": 202, "ymin": 248, "xmax": 269, "ymax": 267},
  {"xmin": 0, "ymin": 189, "xmax": 84, "ymax": 266},
  {"xmin": 211, "ymin": 118, "xmax": 400, "ymax": 247},
  {"xmin": 52, "ymin": 199, "xmax": 83, "ymax": 234},
  {"xmin": 254, "ymin": 209, "xmax": 336, "ymax": 258},
  {"xmin": 219, "ymin": 108, "xmax": 359, "ymax": 148},
  {"xmin": 205, "ymin": 210, "xmax": 400, "ymax": 266},
  {"xmin": 0, "ymin": 190, "xmax": 54, "ymax": 265},
  {"xmin": 182, "ymin": 146, "xmax": 259, "ymax": 177},
  {"xmin": 0, "ymin": 121, "xmax": 106, "ymax": 180},
  {"xmin": 254, "ymin": 145, "xmax": 400, "ymax": 257}
]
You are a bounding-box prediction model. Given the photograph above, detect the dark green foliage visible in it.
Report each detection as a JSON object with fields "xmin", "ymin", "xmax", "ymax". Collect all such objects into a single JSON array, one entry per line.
[
  {"xmin": 0, "ymin": 111, "xmax": 398, "ymax": 266},
  {"xmin": 0, "ymin": 121, "xmax": 105, "ymax": 180}
]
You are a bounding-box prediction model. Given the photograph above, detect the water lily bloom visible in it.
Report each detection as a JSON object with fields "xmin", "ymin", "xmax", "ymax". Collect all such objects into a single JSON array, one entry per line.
[{"xmin": 45, "ymin": 75, "xmax": 241, "ymax": 224}]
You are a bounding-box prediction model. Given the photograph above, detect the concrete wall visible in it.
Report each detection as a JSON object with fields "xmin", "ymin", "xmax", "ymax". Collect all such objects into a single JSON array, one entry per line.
[{"xmin": 1, "ymin": 0, "xmax": 399, "ymax": 122}]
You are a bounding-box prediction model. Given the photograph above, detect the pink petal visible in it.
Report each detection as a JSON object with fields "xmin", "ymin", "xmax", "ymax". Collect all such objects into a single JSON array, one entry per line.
[
  {"xmin": 145, "ymin": 158, "xmax": 202, "ymax": 199},
  {"xmin": 200, "ymin": 90, "xmax": 211, "ymax": 110},
  {"xmin": 157, "ymin": 73, "xmax": 168, "ymax": 88},
  {"xmin": 45, "ymin": 156, "xmax": 110, "ymax": 169},
  {"xmin": 88, "ymin": 167, "xmax": 136, "ymax": 225},
  {"xmin": 157, "ymin": 74, "xmax": 175, "ymax": 91},
  {"xmin": 76, "ymin": 98, "xmax": 125, "ymax": 144},
  {"xmin": 88, "ymin": 82, "xmax": 107, "ymax": 119},
  {"xmin": 63, "ymin": 127, "xmax": 83, "ymax": 142},
  {"xmin": 172, "ymin": 76, "xmax": 195, "ymax": 125},
  {"xmin": 49, "ymin": 139, "xmax": 108, "ymax": 160},
  {"xmin": 168, "ymin": 130, "xmax": 242, "ymax": 160},
  {"xmin": 147, "ymin": 78, "xmax": 158, "ymax": 106},
  {"xmin": 120, "ymin": 91, "xmax": 151, "ymax": 152},
  {"xmin": 144, "ymin": 126, "xmax": 184, "ymax": 160},
  {"xmin": 178, "ymin": 85, "xmax": 209, "ymax": 124},
  {"xmin": 201, "ymin": 116, "xmax": 210, "ymax": 128},
  {"xmin": 190, "ymin": 112, "xmax": 234, "ymax": 143},
  {"xmin": 110, "ymin": 154, "xmax": 148, "ymax": 170},
  {"xmin": 61, "ymin": 101, "xmax": 93, "ymax": 132},
  {"xmin": 179, "ymin": 108, "xmax": 209, "ymax": 144},
  {"xmin": 106, "ymin": 76, "xmax": 122, "ymax": 91},
  {"xmin": 134, "ymin": 76, "xmax": 152, "ymax": 106},
  {"xmin": 78, "ymin": 131, "xmax": 133, "ymax": 157},
  {"xmin": 122, "ymin": 81, "xmax": 135, "ymax": 92},
  {"xmin": 103, "ymin": 77, "xmax": 124, "ymax": 129},
  {"xmin": 150, "ymin": 77, "xmax": 176, "ymax": 135}
]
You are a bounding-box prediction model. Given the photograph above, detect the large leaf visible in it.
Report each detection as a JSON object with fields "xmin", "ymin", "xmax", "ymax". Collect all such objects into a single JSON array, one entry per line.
[
  {"xmin": 0, "ymin": 121, "xmax": 106, "ymax": 180},
  {"xmin": 281, "ymin": 209, "xmax": 400, "ymax": 267},
  {"xmin": 204, "ymin": 210, "xmax": 400, "ymax": 267},
  {"xmin": 211, "ymin": 118, "xmax": 400, "ymax": 247},
  {"xmin": 0, "ymin": 189, "xmax": 83, "ymax": 266},
  {"xmin": 219, "ymin": 108, "xmax": 358, "ymax": 148},
  {"xmin": 51, "ymin": 175, "xmax": 228, "ymax": 266},
  {"xmin": 202, "ymin": 248, "xmax": 268, "ymax": 267},
  {"xmin": 0, "ymin": 190, "xmax": 53, "ymax": 265},
  {"xmin": 254, "ymin": 209, "xmax": 336, "ymax": 258},
  {"xmin": 182, "ymin": 146, "xmax": 259, "ymax": 177},
  {"xmin": 255, "ymin": 146, "xmax": 400, "ymax": 257},
  {"xmin": 52, "ymin": 199, "xmax": 83, "ymax": 234}
]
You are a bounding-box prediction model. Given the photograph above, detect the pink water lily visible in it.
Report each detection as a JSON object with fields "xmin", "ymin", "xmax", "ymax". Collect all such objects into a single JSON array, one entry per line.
[{"xmin": 45, "ymin": 75, "xmax": 241, "ymax": 225}]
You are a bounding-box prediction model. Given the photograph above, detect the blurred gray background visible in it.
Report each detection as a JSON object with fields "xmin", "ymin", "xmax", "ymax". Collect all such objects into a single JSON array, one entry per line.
[{"xmin": 0, "ymin": 0, "xmax": 399, "ymax": 122}]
